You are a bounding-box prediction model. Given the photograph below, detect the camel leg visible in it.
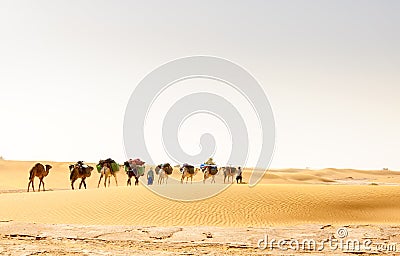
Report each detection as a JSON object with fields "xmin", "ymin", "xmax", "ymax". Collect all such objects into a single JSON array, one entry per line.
[
  {"xmin": 38, "ymin": 179, "xmax": 42, "ymax": 191},
  {"xmin": 98, "ymin": 174, "xmax": 103, "ymax": 188},
  {"xmin": 135, "ymin": 176, "xmax": 139, "ymax": 186},
  {"xmin": 181, "ymin": 176, "xmax": 184, "ymax": 184},
  {"xmin": 114, "ymin": 174, "xmax": 118, "ymax": 187},
  {"xmin": 72, "ymin": 179, "xmax": 76, "ymax": 190},
  {"xmin": 27, "ymin": 180, "xmax": 34, "ymax": 192},
  {"xmin": 83, "ymin": 179, "xmax": 87, "ymax": 189},
  {"xmin": 127, "ymin": 177, "xmax": 130, "ymax": 186},
  {"xmin": 165, "ymin": 176, "xmax": 168, "ymax": 184},
  {"xmin": 39, "ymin": 179, "xmax": 45, "ymax": 191},
  {"xmin": 79, "ymin": 178, "xmax": 84, "ymax": 189},
  {"xmin": 105, "ymin": 176, "xmax": 109, "ymax": 187},
  {"xmin": 190, "ymin": 176, "xmax": 193, "ymax": 184}
]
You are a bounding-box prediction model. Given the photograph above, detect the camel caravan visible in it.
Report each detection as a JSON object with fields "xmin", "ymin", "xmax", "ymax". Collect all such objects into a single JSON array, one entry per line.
[{"xmin": 26, "ymin": 157, "xmax": 244, "ymax": 192}]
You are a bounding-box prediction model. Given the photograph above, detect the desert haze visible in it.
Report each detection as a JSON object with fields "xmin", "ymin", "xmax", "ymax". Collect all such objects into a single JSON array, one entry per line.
[{"xmin": 1, "ymin": 159, "xmax": 400, "ymax": 255}]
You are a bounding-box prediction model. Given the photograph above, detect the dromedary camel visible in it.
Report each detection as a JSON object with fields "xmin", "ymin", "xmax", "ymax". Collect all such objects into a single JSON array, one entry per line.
[
  {"xmin": 180, "ymin": 165, "xmax": 199, "ymax": 184},
  {"xmin": 124, "ymin": 161, "xmax": 138, "ymax": 186},
  {"xmin": 27, "ymin": 163, "xmax": 52, "ymax": 192},
  {"xmin": 221, "ymin": 166, "xmax": 237, "ymax": 184},
  {"xmin": 97, "ymin": 165, "xmax": 118, "ymax": 188},
  {"xmin": 202, "ymin": 165, "xmax": 218, "ymax": 184},
  {"xmin": 69, "ymin": 164, "xmax": 94, "ymax": 190},
  {"xmin": 156, "ymin": 163, "xmax": 173, "ymax": 184}
]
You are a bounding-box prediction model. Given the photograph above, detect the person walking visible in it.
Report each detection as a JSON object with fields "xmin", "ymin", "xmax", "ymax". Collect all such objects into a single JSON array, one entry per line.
[
  {"xmin": 236, "ymin": 166, "xmax": 243, "ymax": 184},
  {"xmin": 147, "ymin": 167, "xmax": 154, "ymax": 185}
]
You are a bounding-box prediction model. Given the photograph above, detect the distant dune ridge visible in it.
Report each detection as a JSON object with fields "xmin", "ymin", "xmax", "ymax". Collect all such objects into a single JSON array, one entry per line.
[{"xmin": 0, "ymin": 160, "xmax": 400, "ymax": 227}]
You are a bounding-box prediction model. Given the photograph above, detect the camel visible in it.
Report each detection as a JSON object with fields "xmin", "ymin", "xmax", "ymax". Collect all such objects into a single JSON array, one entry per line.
[
  {"xmin": 97, "ymin": 160, "xmax": 118, "ymax": 188},
  {"xmin": 124, "ymin": 161, "xmax": 145, "ymax": 186},
  {"xmin": 156, "ymin": 163, "xmax": 173, "ymax": 184},
  {"xmin": 69, "ymin": 164, "xmax": 94, "ymax": 190},
  {"xmin": 202, "ymin": 165, "xmax": 218, "ymax": 184},
  {"xmin": 126, "ymin": 169, "xmax": 139, "ymax": 186},
  {"xmin": 27, "ymin": 163, "xmax": 52, "ymax": 192},
  {"xmin": 221, "ymin": 166, "xmax": 237, "ymax": 183},
  {"xmin": 180, "ymin": 165, "xmax": 199, "ymax": 184}
]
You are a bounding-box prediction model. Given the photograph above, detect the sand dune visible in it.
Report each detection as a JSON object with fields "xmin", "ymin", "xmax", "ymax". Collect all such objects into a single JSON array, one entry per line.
[
  {"xmin": 1, "ymin": 160, "xmax": 400, "ymax": 255},
  {"xmin": 0, "ymin": 184, "xmax": 400, "ymax": 227},
  {"xmin": 0, "ymin": 160, "xmax": 400, "ymax": 227}
]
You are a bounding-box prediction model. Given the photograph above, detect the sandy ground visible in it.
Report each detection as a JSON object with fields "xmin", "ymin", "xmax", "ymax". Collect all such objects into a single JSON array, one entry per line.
[{"xmin": 1, "ymin": 159, "xmax": 400, "ymax": 255}]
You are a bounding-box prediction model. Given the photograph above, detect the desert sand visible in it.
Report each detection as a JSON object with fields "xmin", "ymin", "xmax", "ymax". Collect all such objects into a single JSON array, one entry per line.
[{"xmin": 1, "ymin": 159, "xmax": 400, "ymax": 255}]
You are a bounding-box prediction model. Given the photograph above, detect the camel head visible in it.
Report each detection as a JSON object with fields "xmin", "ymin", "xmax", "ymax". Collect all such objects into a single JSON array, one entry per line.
[{"xmin": 45, "ymin": 164, "xmax": 52, "ymax": 175}]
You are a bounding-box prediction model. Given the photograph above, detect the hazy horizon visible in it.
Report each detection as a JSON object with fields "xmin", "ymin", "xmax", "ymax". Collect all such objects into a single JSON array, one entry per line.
[{"xmin": 0, "ymin": 0, "xmax": 399, "ymax": 170}]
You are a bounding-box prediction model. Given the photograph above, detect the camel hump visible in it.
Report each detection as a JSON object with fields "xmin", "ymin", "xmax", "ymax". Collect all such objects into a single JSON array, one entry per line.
[{"xmin": 29, "ymin": 163, "xmax": 43, "ymax": 179}]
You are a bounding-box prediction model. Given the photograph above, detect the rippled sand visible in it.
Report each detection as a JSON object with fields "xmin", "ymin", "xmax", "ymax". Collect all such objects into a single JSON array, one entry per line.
[{"xmin": 1, "ymin": 160, "xmax": 400, "ymax": 254}]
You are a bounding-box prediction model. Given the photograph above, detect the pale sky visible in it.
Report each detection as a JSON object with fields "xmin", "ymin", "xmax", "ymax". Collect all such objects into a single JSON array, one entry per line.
[{"xmin": 0, "ymin": 0, "xmax": 399, "ymax": 170}]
